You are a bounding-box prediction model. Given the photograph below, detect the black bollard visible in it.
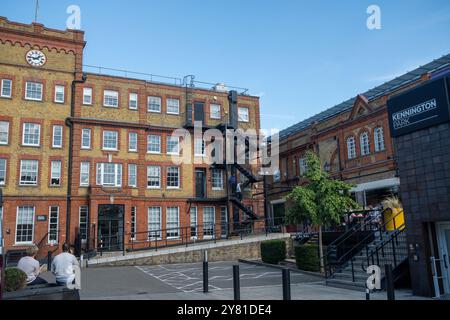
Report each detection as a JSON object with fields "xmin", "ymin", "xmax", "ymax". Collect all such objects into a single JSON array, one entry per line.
[
  {"xmin": 233, "ymin": 265, "xmax": 240, "ymax": 300},
  {"xmin": 282, "ymin": 268, "xmax": 291, "ymax": 300},
  {"xmin": 47, "ymin": 251, "xmax": 52, "ymax": 270},
  {"xmin": 203, "ymin": 251, "xmax": 208, "ymax": 293},
  {"xmin": 385, "ymin": 264, "xmax": 395, "ymax": 300},
  {"xmin": 366, "ymin": 286, "xmax": 370, "ymax": 300}
]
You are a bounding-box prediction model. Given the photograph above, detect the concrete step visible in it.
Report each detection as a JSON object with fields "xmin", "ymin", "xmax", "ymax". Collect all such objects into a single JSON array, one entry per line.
[
  {"xmin": 332, "ymin": 272, "xmax": 368, "ymax": 281},
  {"xmin": 325, "ymin": 278, "xmax": 366, "ymax": 292}
]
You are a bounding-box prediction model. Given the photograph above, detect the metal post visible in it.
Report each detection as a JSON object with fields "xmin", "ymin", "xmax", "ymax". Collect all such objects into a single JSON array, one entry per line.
[
  {"xmin": 282, "ymin": 268, "xmax": 291, "ymax": 300},
  {"xmin": 233, "ymin": 265, "xmax": 240, "ymax": 300},
  {"xmin": 430, "ymin": 257, "xmax": 441, "ymax": 299},
  {"xmin": 366, "ymin": 285, "xmax": 370, "ymax": 300},
  {"xmin": 47, "ymin": 250, "xmax": 52, "ymax": 270},
  {"xmin": 203, "ymin": 250, "xmax": 208, "ymax": 293},
  {"xmin": 351, "ymin": 258, "xmax": 355, "ymax": 282},
  {"xmin": 385, "ymin": 264, "xmax": 395, "ymax": 300}
]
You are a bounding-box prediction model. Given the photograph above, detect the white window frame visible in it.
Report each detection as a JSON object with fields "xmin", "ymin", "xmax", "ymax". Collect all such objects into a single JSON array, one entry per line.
[
  {"xmin": 48, "ymin": 206, "xmax": 59, "ymax": 245},
  {"xmin": 22, "ymin": 123, "xmax": 41, "ymax": 147},
  {"xmin": 0, "ymin": 158, "xmax": 6, "ymax": 185},
  {"xmin": 128, "ymin": 163, "xmax": 137, "ymax": 187},
  {"xmin": 129, "ymin": 92, "xmax": 138, "ymax": 110},
  {"xmin": 1, "ymin": 79, "xmax": 12, "ymax": 98},
  {"xmin": 147, "ymin": 165, "xmax": 161, "ymax": 189},
  {"xmin": 25, "ymin": 82, "xmax": 43, "ymax": 101},
  {"xmin": 19, "ymin": 160, "xmax": 38, "ymax": 186},
  {"xmin": 211, "ymin": 169, "xmax": 224, "ymax": 190},
  {"xmin": 166, "ymin": 98, "xmax": 180, "ymax": 115},
  {"xmin": 83, "ymin": 87, "xmax": 93, "ymax": 105},
  {"xmin": 15, "ymin": 206, "xmax": 35, "ymax": 245},
  {"xmin": 203, "ymin": 207, "xmax": 215, "ymax": 239},
  {"xmin": 79, "ymin": 206, "xmax": 88, "ymax": 243},
  {"xmin": 190, "ymin": 206, "xmax": 198, "ymax": 239},
  {"xmin": 210, "ymin": 103, "xmax": 221, "ymax": 119},
  {"xmin": 147, "ymin": 96, "xmax": 161, "ymax": 113},
  {"xmin": 50, "ymin": 160, "xmax": 62, "ymax": 187},
  {"xmin": 148, "ymin": 207, "xmax": 162, "ymax": 240},
  {"xmin": 52, "ymin": 125, "xmax": 63, "ymax": 148},
  {"xmin": 81, "ymin": 128, "xmax": 91, "ymax": 149},
  {"xmin": 347, "ymin": 137, "xmax": 356, "ymax": 159},
  {"xmin": 166, "ymin": 136, "xmax": 180, "ymax": 155},
  {"xmin": 96, "ymin": 163, "xmax": 122, "ymax": 187},
  {"xmin": 374, "ymin": 127, "xmax": 385, "ymax": 152},
  {"xmin": 147, "ymin": 135, "xmax": 161, "ymax": 154},
  {"xmin": 360, "ymin": 132, "xmax": 370, "ymax": 156},
  {"xmin": 102, "ymin": 130, "xmax": 118, "ymax": 150},
  {"xmin": 129, "ymin": 132, "xmax": 138, "ymax": 152},
  {"xmin": 166, "ymin": 166, "xmax": 180, "ymax": 189},
  {"xmin": 238, "ymin": 107, "xmax": 249, "ymax": 123},
  {"xmin": 54, "ymin": 85, "xmax": 65, "ymax": 103},
  {"xmin": 80, "ymin": 162, "xmax": 90, "ymax": 187},
  {"xmin": 103, "ymin": 90, "xmax": 119, "ymax": 108},
  {"xmin": 194, "ymin": 139, "xmax": 206, "ymax": 157},
  {"xmin": 166, "ymin": 207, "xmax": 180, "ymax": 239},
  {"xmin": 0, "ymin": 121, "xmax": 9, "ymax": 145}
]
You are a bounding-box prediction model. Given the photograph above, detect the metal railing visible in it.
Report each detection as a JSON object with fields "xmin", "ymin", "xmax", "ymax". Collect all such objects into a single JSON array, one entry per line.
[
  {"xmin": 93, "ymin": 217, "xmax": 286, "ymax": 256},
  {"xmin": 325, "ymin": 209, "xmax": 405, "ymax": 279}
]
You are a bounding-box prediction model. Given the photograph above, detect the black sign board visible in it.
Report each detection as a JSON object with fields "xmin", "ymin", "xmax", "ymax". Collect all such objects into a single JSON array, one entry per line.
[{"xmin": 387, "ymin": 76, "xmax": 450, "ymax": 137}]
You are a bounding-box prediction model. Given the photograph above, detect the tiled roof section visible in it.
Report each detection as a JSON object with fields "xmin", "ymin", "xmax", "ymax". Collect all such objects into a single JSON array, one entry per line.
[{"xmin": 278, "ymin": 53, "xmax": 450, "ymax": 140}]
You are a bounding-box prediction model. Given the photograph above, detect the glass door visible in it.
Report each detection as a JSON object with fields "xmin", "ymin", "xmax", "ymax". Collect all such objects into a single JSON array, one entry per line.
[{"xmin": 437, "ymin": 223, "xmax": 450, "ymax": 294}]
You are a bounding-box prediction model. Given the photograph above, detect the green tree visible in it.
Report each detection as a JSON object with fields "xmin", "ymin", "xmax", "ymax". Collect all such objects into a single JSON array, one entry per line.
[{"xmin": 286, "ymin": 151, "xmax": 359, "ymax": 272}]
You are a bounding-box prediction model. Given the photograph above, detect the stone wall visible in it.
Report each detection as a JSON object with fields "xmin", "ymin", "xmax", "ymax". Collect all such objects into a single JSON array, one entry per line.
[{"xmin": 89, "ymin": 234, "xmax": 292, "ymax": 267}]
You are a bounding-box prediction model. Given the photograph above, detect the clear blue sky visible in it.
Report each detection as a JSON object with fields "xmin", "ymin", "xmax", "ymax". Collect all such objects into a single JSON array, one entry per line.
[{"xmin": 2, "ymin": 0, "xmax": 450, "ymax": 131}]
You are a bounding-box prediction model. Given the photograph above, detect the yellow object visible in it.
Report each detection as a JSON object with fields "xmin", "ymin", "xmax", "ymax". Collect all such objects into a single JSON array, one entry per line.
[{"xmin": 384, "ymin": 208, "xmax": 405, "ymax": 231}]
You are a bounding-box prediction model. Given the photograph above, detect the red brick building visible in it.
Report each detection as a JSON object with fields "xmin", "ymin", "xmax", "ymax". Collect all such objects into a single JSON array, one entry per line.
[
  {"xmin": 0, "ymin": 17, "xmax": 263, "ymax": 257},
  {"xmin": 268, "ymin": 54, "xmax": 450, "ymax": 225}
]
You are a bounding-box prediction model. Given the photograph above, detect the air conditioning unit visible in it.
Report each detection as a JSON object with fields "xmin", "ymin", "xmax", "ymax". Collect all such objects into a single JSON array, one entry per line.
[{"xmin": 213, "ymin": 83, "xmax": 227, "ymax": 92}]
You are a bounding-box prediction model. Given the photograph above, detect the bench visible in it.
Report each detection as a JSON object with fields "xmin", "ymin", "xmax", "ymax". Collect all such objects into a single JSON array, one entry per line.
[{"xmin": 2, "ymin": 283, "xmax": 80, "ymax": 300}]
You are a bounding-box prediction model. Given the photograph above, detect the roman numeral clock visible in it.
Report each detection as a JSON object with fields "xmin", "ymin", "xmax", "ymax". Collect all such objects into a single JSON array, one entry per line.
[{"xmin": 26, "ymin": 49, "xmax": 47, "ymax": 67}]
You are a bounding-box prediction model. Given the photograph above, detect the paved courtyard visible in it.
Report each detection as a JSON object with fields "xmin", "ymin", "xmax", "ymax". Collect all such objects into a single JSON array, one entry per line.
[{"xmin": 58, "ymin": 260, "xmax": 430, "ymax": 300}]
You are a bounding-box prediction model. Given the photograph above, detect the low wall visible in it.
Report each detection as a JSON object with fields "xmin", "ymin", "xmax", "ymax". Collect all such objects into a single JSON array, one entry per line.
[{"xmin": 88, "ymin": 233, "xmax": 292, "ymax": 267}]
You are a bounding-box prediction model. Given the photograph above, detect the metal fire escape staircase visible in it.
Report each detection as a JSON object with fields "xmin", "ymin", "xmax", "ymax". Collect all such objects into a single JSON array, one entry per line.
[{"xmin": 324, "ymin": 209, "xmax": 408, "ymax": 291}]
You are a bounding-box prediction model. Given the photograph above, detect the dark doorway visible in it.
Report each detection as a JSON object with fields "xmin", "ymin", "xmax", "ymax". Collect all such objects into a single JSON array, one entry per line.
[
  {"xmin": 194, "ymin": 102, "xmax": 205, "ymax": 123},
  {"xmin": 98, "ymin": 204, "xmax": 124, "ymax": 251},
  {"xmin": 195, "ymin": 169, "xmax": 206, "ymax": 198}
]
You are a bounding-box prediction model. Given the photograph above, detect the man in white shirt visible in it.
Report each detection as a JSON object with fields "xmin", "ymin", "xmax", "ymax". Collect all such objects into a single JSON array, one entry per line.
[
  {"xmin": 51, "ymin": 243, "xmax": 79, "ymax": 286},
  {"xmin": 17, "ymin": 244, "xmax": 47, "ymax": 285}
]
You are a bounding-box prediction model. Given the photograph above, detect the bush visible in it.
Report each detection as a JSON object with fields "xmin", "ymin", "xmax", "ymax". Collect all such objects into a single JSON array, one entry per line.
[
  {"xmin": 261, "ymin": 239, "xmax": 286, "ymax": 264},
  {"xmin": 295, "ymin": 245, "xmax": 319, "ymax": 272},
  {"xmin": 5, "ymin": 268, "xmax": 27, "ymax": 292}
]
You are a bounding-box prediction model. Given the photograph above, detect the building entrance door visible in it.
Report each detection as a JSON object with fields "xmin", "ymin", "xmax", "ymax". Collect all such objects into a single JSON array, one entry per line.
[
  {"xmin": 98, "ymin": 204, "xmax": 124, "ymax": 251},
  {"xmin": 437, "ymin": 222, "xmax": 450, "ymax": 294}
]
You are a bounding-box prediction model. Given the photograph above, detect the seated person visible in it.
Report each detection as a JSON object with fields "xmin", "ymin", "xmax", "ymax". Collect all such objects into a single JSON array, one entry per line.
[
  {"xmin": 17, "ymin": 244, "xmax": 47, "ymax": 286},
  {"xmin": 51, "ymin": 243, "xmax": 79, "ymax": 286}
]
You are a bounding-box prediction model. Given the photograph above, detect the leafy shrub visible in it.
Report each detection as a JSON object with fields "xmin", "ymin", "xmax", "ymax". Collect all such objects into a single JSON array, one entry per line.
[
  {"xmin": 295, "ymin": 245, "xmax": 319, "ymax": 272},
  {"xmin": 5, "ymin": 268, "xmax": 27, "ymax": 292},
  {"xmin": 261, "ymin": 239, "xmax": 286, "ymax": 264}
]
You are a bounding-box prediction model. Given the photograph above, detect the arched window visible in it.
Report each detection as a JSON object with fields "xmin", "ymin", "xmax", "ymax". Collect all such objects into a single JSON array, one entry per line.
[
  {"xmin": 360, "ymin": 132, "xmax": 370, "ymax": 156},
  {"xmin": 374, "ymin": 127, "xmax": 385, "ymax": 152},
  {"xmin": 347, "ymin": 137, "xmax": 356, "ymax": 159}
]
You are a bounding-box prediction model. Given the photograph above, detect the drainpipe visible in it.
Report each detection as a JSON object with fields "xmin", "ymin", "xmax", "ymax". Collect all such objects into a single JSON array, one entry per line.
[{"xmin": 66, "ymin": 74, "xmax": 87, "ymax": 245}]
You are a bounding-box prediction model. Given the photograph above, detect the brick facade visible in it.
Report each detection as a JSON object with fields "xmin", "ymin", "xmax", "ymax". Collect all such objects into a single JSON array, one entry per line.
[{"xmin": 0, "ymin": 17, "xmax": 263, "ymax": 256}]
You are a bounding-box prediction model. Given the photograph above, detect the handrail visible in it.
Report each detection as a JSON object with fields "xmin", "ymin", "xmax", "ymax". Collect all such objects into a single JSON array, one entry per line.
[
  {"xmin": 361, "ymin": 225, "xmax": 406, "ymax": 272},
  {"xmin": 327, "ymin": 208, "xmax": 386, "ymax": 249},
  {"xmin": 333, "ymin": 209, "xmax": 404, "ymax": 265},
  {"xmin": 94, "ymin": 217, "xmax": 286, "ymax": 254}
]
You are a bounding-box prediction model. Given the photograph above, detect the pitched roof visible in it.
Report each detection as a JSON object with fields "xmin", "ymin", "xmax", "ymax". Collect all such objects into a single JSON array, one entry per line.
[{"xmin": 278, "ymin": 53, "xmax": 450, "ymax": 140}]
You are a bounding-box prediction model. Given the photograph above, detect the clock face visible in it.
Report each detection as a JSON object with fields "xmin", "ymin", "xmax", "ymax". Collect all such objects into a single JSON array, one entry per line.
[{"xmin": 26, "ymin": 50, "xmax": 47, "ymax": 67}]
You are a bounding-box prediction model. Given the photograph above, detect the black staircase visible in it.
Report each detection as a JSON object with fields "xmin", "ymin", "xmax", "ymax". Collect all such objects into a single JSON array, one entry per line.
[
  {"xmin": 324, "ymin": 209, "xmax": 408, "ymax": 291},
  {"xmin": 229, "ymin": 196, "xmax": 258, "ymax": 220}
]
